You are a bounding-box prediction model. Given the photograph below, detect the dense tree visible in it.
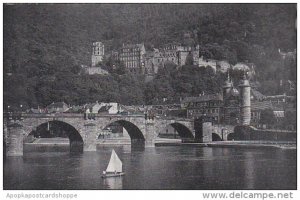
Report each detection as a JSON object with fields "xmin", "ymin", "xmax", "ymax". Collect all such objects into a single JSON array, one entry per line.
[
  {"xmin": 260, "ymin": 109, "xmax": 276, "ymax": 128},
  {"xmin": 3, "ymin": 4, "xmax": 296, "ymax": 108}
]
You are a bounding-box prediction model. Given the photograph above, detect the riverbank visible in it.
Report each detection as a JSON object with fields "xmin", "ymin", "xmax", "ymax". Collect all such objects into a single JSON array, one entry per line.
[
  {"xmin": 24, "ymin": 138, "xmax": 296, "ymax": 150},
  {"xmin": 95, "ymin": 138, "xmax": 182, "ymax": 146},
  {"xmin": 156, "ymin": 140, "xmax": 296, "ymax": 149}
]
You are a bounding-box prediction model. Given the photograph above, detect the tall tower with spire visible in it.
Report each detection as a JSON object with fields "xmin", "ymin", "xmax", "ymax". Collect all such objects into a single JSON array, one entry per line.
[{"xmin": 239, "ymin": 72, "xmax": 251, "ymax": 125}]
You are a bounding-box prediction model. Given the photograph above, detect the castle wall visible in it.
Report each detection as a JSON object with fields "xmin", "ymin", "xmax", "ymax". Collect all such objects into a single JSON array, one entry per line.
[
  {"xmin": 177, "ymin": 49, "xmax": 199, "ymax": 66},
  {"xmin": 119, "ymin": 44, "xmax": 146, "ymax": 73},
  {"xmin": 84, "ymin": 67, "xmax": 109, "ymax": 75},
  {"xmin": 198, "ymin": 56, "xmax": 217, "ymax": 72},
  {"xmin": 91, "ymin": 55, "xmax": 104, "ymax": 67}
]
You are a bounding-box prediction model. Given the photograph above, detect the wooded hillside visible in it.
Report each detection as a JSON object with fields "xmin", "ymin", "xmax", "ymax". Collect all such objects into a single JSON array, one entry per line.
[{"xmin": 3, "ymin": 4, "xmax": 296, "ymax": 108}]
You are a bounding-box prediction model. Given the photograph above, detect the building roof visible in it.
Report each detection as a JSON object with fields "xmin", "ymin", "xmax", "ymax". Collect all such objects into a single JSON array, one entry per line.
[
  {"xmin": 28, "ymin": 108, "xmax": 41, "ymax": 114},
  {"xmin": 232, "ymin": 62, "xmax": 251, "ymax": 71},
  {"xmin": 272, "ymin": 104, "xmax": 284, "ymax": 111},
  {"xmin": 65, "ymin": 105, "xmax": 85, "ymax": 113},
  {"xmin": 182, "ymin": 94, "xmax": 223, "ymax": 103},
  {"xmin": 265, "ymin": 94, "xmax": 295, "ymax": 100},
  {"xmin": 251, "ymin": 89, "xmax": 266, "ymax": 101},
  {"xmin": 274, "ymin": 111, "xmax": 285, "ymax": 118},
  {"xmin": 46, "ymin": 102, "xmax": 68, "ymax": 109},
  {"xmin": 84, "ymin": 103, "xmax": 97, "ymax": 110},
  {"xmin": 251, "ymin": 101, "xmax": 273, "ymax": 111},
  {"xmin": 122, "ymin": 43, "xmax": 144, "ymax": 49},
  {"xmin": 121, "ymin": 105, "xmax": 144, "ymax": 113},
  {"xmin": 230, "ymin": 88, "xmax": 239, "ymax": 96},
  {"xmin": 98, "ymin": 105, "xmax": 112, "ymax": 113}
]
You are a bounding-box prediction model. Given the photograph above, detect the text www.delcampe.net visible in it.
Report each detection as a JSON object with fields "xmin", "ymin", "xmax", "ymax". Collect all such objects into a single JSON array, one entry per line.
[{"xmin": 202, "ymin": 191, "xmax": 294, "ymax": 200}]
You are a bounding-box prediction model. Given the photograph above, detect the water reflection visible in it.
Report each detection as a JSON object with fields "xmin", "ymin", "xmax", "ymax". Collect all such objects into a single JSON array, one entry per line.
[
  {"xmin": 243, "ymin": 151, "xmax": 256, "ymax": 189},
  {"xmin": 103, "ymin": 177, "xmax": 123, "ymax": 189},
  {"xmin": 4, "ymin": 146, "xmax": 297, "ymax": 190}
]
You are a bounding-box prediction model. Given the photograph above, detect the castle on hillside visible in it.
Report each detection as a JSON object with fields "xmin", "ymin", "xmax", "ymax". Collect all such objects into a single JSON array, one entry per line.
[
  {"xmin": 89, "ymin": 40, "xmax": 255, "ymax": 76},
  {"xmin": 143, "ymin": 43, "xmax": 200, "ymax": 74},
  {"xmin": 118, "ymin": 43, "xmax": 146, "ymax": 73}
]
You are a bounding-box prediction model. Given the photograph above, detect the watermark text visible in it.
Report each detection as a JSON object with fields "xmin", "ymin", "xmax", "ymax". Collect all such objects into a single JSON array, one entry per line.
[{"xmin": 6, "ymin": 192, "xmax": 78, "ymax": 199}]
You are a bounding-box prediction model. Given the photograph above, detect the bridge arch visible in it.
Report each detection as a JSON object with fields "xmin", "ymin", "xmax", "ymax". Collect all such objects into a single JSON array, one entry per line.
[
  {"xmin": 167, "ymin": 122, "xmax": 194, "ymax": 139},
  {"xmin": 101, "ymin": 119, "xmax": 145, "ymax": 143},
  {"xmin": 212, "ymin": 133, "xmax": 222, "ymax": 141},
  {"xmin": 26, "ymin": 120, "xmax": 83, "ymax": 152},
  {"xmin": 227, "ymin": 132, "xmax": 235, "ymax": 141}
]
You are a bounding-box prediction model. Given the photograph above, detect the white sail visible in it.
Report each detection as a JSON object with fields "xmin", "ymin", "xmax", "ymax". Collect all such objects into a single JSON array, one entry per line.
[{"xmin": 106, "ymin": 149, "xmax": 123, "ymax": 173}]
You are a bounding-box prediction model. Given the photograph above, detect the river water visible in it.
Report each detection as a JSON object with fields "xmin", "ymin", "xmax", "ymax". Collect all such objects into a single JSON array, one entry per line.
[{"xmin": 3, "ymin": 145, "xmax": 296, "ymax": 190}]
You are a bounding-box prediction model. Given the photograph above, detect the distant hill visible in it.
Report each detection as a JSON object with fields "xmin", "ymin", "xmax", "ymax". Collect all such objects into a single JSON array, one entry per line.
[{"xmin": 3, "ymin": 4, "xmax": 296, "ymax": 108}]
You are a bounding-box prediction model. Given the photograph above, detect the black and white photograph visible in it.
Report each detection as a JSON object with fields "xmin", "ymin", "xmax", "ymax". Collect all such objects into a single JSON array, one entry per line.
[{"xmin": 2, "ymin": 1, "xmax": 297, "ymax": 194}]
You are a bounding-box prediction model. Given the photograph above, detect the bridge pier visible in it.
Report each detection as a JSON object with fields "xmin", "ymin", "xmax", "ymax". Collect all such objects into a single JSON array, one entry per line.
[
  {"xmin": 82, "ymin": 123, "xmax": 98, "ymax": 151},
  {"xmin": 194, "ymin": 118, "xmax": 213, "ymax": 143},
  {"xmin": 202, "ymin": 122, "xmax": 212, "ymax": 142},
  {"xmin": 145, "ymin": 121, "xmax": 156, "ymax": 147},
  {"xmin": 5, "ymin": 123, "xmax": 25, "ymax": 156}
]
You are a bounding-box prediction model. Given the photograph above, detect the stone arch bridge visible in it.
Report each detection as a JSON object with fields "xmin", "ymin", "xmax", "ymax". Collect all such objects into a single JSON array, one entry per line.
[
  {"xmin": 4, "ymin": 113, "xmax": 195, "ymax": 156},
  {"xmin": 3, "ymin": 113, "xmax": 235, "ymax": 156}
]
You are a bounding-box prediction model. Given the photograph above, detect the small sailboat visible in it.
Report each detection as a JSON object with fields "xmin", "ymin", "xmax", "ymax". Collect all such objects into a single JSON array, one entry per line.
[{"xmin": 102, "ymin": 149, "xmax": 125, "ymax": 178}]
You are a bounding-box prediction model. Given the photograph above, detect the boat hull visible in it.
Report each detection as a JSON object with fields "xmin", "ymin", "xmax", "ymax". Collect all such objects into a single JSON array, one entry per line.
[{"xmin": 101, "ymin": 172, "xmax": 125, "ymax": 178}]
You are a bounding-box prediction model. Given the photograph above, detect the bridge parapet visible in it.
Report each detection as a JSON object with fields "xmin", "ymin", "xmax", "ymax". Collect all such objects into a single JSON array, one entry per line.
[
  {"xmin": 156, "ymin": 116, "xmax": 193, "ymax": 122},
  {"xmin": 4, "ymin": 112, "xmax": 146, "ymax": 119}
]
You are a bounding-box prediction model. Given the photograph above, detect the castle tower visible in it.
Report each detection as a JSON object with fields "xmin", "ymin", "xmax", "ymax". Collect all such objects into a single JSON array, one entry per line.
[
  {"xmin": 91, "ymin": 42, "xmax": 104, "ymax": 67},
  {"xmin": 239, "ymin": 72, "xmax": 251, "ymax": 125}
]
